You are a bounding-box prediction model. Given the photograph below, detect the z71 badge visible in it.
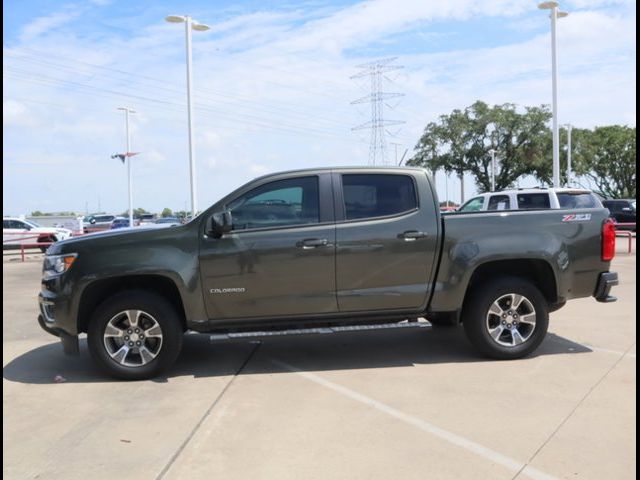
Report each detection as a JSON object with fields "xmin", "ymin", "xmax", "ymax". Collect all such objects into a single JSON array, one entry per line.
[{"xmin": 562, "ymin": 214, "xmax": 592, "ymax": 222}]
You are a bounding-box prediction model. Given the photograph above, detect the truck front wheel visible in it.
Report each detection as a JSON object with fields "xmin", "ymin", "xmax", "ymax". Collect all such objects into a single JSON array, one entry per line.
[
  {"xmin": 88, "ymin": 290, "xmax": 184, "ymax": 380},
  {"xmin": 462, "ymin": 277, "xmax": 549, "ymax": 360}
]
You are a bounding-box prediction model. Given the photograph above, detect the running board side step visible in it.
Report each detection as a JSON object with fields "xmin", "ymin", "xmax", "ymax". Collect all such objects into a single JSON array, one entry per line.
[{"xmin": 209, "ymin": 319, "xmax": 431, "ymax": 341}]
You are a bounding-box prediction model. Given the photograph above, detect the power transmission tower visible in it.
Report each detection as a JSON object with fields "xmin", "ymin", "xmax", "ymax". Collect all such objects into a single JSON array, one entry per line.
[{"xmin": 351, "ymin": 57, "xmax": 405, "ymax": 165}]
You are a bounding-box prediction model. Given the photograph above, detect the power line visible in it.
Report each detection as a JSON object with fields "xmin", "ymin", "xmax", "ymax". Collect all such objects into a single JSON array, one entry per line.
[
  {"xmin": 351, "ymin": 57, "xmax": 405, "ymax": 166},
  {"xmin": 4, "ymin": 47, "xmax": 356, "ymax": 128},
  {"xmin": 3, "ymin": 67, "xmax": 359, "ymax": 141}
]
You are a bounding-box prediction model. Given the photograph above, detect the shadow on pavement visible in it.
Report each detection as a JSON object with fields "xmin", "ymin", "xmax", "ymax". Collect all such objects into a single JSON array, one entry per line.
[{"xmin": 3, "ymin": 328, "xmax": 591, "ymax": 385}]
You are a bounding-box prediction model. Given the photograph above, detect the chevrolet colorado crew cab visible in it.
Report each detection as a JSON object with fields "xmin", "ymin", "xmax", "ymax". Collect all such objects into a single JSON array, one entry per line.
[{"xmin": 38, "ymin": 167, "xmax": 619, "ymax": 379}]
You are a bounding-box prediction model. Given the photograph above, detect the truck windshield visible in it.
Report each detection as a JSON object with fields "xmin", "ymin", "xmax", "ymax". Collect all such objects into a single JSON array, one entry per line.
[{"xmin": 459, "ymin": 197, "xmax": 484, "ymax": 212}]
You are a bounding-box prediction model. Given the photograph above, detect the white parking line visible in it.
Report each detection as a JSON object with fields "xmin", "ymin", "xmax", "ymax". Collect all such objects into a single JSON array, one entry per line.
[
  {"xmin": 272, "ymin": 358, "xmax": 558, "ymax": 480},
  {"xmin": 582, "ymin": 345, "xmax": 636, "ymax": 359},
  {"xmin": 548, "ymin": 335, "xmax": 637, "ymax": 359}
]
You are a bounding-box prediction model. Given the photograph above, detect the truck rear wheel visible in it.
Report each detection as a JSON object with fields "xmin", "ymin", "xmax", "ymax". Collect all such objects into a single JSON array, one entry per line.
[
  {"xmin": 88, "ymin": 290, "xmax": 183, "ymax": 380},
  {"xmin": 462, "ymin": 277, "xmax": 548, "ymax": 359}
]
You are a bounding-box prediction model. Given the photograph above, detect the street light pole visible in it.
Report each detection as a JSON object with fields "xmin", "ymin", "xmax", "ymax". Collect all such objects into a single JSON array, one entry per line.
[
  {"xmin": 539, "ymin": 2, "xmax": 568, "ymax": 188},
  {"xmin": 563, "ymin": 124, "xmax": 573, "ymax": 186},
  {"xmin": 166, "ymin": 14, "xmax": 210, "ymax": 218},
  {"xmin": 488, "ymin": 149, "xmax": 496, "ymax": 192},
  {"xmin": 117, "ymin": 107, "xmax": 136, "ymax": 227},
  {"xmin": 185, "ymin": 17, "xmax": 197, "ymax": 218},
  {"xmin": 445, "ymin": 172, "xmax": 449, "ymax": 207}
]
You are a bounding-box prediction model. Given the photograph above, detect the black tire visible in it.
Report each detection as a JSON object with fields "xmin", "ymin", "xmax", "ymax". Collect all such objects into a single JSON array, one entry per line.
[
  {"xmin": 88, "ymin": 290, "xmax": 184, "ymax": 380},
  {"xmin": 463, "ymin": 276, "xmax": 549, "ymax": 360}
]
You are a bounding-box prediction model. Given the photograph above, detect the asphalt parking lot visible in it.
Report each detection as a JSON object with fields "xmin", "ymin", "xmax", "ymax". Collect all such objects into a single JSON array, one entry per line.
[{"xmin": 3, "ymin": 240, "xmax": 636, "ymax": 480}]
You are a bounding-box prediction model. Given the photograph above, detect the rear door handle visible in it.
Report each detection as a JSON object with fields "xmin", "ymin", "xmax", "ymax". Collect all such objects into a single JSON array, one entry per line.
[
  {"xmin": 297, "ymin": 238, "xmax": 329, "ymax": 249},
  {"xmin": 398, "ymin": 230, "xmax": 428, "ymax": 241}
]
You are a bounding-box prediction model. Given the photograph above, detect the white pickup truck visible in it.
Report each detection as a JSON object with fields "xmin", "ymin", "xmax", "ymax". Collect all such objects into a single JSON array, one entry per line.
[
  {"xmin": 458, "ymin": 188, "xmax": 602, "ymax": 212},
  {"xmin": 3, "ymin": 217, "xmax": 72, "ymax": 252}
]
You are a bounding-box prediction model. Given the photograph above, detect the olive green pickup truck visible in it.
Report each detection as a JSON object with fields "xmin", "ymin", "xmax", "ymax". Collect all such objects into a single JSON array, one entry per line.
[{"xmin": 38, "ymin": 167, "xmax": 619, "ymax": 379}]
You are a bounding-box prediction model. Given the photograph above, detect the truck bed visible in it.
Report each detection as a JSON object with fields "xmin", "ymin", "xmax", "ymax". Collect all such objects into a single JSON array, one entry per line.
[{"xmin": 429, "ymin": 207, "xmax": 610, "ymax": 314}]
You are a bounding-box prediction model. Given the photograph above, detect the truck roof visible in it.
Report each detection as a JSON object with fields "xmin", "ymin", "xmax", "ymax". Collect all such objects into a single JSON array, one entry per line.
[
  {"xmin": 475, "ymin": 187, "xmax": 592, "ymax": 196},
  {"xmin": 251, "ymin": 166, "xmax": 428, "ymax": 182}
]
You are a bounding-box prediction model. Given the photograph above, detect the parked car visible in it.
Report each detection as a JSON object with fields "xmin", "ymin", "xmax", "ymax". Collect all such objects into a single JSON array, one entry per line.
[
  {"xmin": 439, "ymin": 206, "xmax": 458, "ymax": 213},
  {"xmin": 84, "ymin": 214, "xmax": 117, "ymax": 233},
  {"xmin": 38, "ymin": 167, "xmax": 618, "ymax": 379},
  {"xmin": 136, "ymin": 213, "xmax": 158, "ymax": 226},
  {"xmin": 110, "ymin": 218, "xmax": 135, "ymax": 229},
  {"xmin": 3, "ymin": 217, "xmax": 72, "ymax": 252},
  {"xmin": 458, "ymin": 188, "xmax": 602, "ymax": 213},
  {"xmin": 602, "ymin": 199, "xmax": 636, "ymax": 231},
  {"xmin": 151, "ymin": 217, "xmax": 182, "ymax": 227}
]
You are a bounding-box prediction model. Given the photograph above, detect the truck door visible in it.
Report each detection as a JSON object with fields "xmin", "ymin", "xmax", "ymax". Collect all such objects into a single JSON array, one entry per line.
[
  {"xmin": 334, "ymin": 171, "xmax": 440, "ymax": 312},
  {"xmin": 199, "ymin": 173, "xmax": 337, "ymax": 320}
]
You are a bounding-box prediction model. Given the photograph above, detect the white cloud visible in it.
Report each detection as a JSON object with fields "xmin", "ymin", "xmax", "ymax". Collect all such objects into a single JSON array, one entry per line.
[
  {"xmin": 568, "ymin": 0, "xmax": 635, "ymax": 8},
  {"xmin": 141, "ymin": 150, "xmax": 166, "ymax": 165},
  {"xmin": 261, "ymin": 0, "xmax": 533, "ymax": 54},
  {"xmin": 20, "ymin": 9, "xmax": 81, "ymax": 42},
  {"xmin": 3, "ymin": 0, "xmax": 636, "ymax": 214},
  {"xmin": 249, "ymin": 163, "xmax": 271, "ymax": 175},
  {"xmin": 3, "ymin": 100, "xmax": 38, "ymax": 127}
]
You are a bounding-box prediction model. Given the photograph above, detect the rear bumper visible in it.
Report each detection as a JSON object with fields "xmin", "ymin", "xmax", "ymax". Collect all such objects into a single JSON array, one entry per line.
[{"xmin": 593, "ymin": 272, "xmax": 619, "ymax": 303}]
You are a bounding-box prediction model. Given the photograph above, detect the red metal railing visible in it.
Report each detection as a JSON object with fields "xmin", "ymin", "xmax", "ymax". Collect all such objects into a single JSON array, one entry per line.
[
  {"xmin": 613, "ymin": 222, "xmax": 636, "ymax": 254},
  {"xmin": 3, "ymin": 227, "xmax": 112, "ymax": 262},
  {"xmin": 3, "ymin": 232, "xmax": 55, "ymax": 262}
]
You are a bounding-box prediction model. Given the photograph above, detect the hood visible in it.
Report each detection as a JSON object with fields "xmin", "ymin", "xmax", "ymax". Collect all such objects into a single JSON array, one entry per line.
[{"xmin": 46, "ymin": 223, "xmax": 189, "ymax": 255}]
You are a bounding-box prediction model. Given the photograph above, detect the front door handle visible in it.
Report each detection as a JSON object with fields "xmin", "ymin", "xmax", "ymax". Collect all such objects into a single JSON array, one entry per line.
[
  {"xmin": 297, "ymin": 238, "xmax": 329, "ymax": 249},
  {"xmin": 398, "ymin": 230, "xmax": 428, "ymax": 241}
]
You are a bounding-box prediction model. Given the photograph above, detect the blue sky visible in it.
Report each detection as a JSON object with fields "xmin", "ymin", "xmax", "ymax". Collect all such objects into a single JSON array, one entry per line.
[{"xmin": 3, "ymin": 0, "xmax": 636, "ymax": 215}]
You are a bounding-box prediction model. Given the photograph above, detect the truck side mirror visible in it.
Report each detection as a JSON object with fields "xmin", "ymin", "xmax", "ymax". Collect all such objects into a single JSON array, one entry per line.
[{"xmin": 207, "ymin": 211, "xmax": 233, "ymax": 238}]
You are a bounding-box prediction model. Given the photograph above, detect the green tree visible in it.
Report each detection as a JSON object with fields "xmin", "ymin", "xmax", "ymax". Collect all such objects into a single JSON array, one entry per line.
[
  {"xmin": 581, "ymin": 126, "xmax": 636, "ymax": 198},
  {"xmin": 120, "ymin": 208, "xmax": 150, "ymax": 218},
  {"xmin": 31, "ymin": 211, "xmax": 44, "ymax": 216},
  {"xmin": 408, "ymin": 101, "xmax": 552, "ymax": 192},
  {"xmin": 533, "ymin": 126, "xmax": 635, "ymax": 197},
  {"xmin": 161, "ymin": 207, "xmax": 173, "ymax": 218},
  {"xmin": 534, "ymin": 127, "xmax": 594, "ymax": 186}
]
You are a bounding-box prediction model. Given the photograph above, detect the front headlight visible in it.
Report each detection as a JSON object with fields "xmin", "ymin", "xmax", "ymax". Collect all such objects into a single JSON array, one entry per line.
[{"xmin": 43, "ymin": 253, "xmax": 77, "ymax": 277}]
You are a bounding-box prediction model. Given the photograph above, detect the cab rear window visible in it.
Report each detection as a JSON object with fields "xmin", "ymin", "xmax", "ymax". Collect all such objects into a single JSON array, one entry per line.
[
  {"xmin": 557, "ymin": 193, "xmax": 599, "ymax": 208},
  {"xmin": 517, "ymin": 194, "xmax": 550, "ymax": 209}
]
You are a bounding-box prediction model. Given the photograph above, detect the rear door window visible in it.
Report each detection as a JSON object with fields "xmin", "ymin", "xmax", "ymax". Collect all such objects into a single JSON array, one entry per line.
[
  {"xmin": 557, "ymin": 193, "xmax": 599, "ymax": 208},
  {"xmin": 517, "ymin": 194, "xmax": 551, "ymax": 209},
  {"xmin": 487, "ymin": 195, "xmax": 511, "ymax": 211},
  {"xmin": 341, "ymin": 174, "xmax": 417, "ymax": 220}
]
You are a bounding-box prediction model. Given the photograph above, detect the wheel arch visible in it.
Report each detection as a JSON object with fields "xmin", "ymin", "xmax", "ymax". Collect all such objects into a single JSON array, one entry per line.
[
  {"xmin": 463, "ymin": 259, "xmax": 559, "ymax": 313},
  {"xmin": 77, "ymin": 274, "xmax": 187, "ymax": 334}
]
